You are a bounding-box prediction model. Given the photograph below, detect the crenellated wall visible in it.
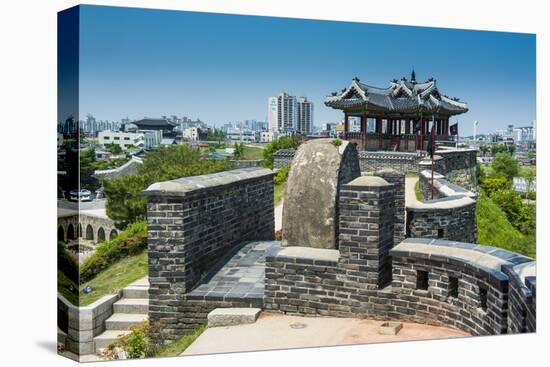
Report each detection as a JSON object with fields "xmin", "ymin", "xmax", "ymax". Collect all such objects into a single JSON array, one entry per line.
[
  {"xmin": 503, "ymin": 261, "xmax": 536, "ymax": 333},
  {"xmin": 144, "ymin": 167, "xmax": 275, "ymax": 339},
  {"xmin": 265, "ymin": 171, "xmax": 535, "ymax": 336},
  {"xmin": 407, "ymin": 170, "xmax": 477, "ymax": 243}
]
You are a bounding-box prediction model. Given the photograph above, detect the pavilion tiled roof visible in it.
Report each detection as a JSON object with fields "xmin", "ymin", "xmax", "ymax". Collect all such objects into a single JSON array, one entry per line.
[
  {"xmin": 132, "ymin": 118, "xmax": 177, "ymax": 128},
  {"xmin": 325, "ymin": 76, "xmax": 468, "ymax": 116}
]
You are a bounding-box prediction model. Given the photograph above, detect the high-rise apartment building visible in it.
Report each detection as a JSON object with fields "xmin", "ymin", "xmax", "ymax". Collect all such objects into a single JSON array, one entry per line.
[
  {"xmin": 296, "ymin": 97, "xmax": 313, "ymax": 134},
  {"xmin": 268, "ymin": 92, "xmax": 313, "ymax": 133}
]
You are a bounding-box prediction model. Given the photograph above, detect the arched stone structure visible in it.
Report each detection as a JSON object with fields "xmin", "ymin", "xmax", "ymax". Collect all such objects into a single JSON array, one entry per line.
[
  {"xmin": 57, "ymin": 213, "xmax": 117, "ymax": 245},
  {"xmin": 85, "ymin": 224, "xmax": 94, "ymax": 241},
  {"xmin": 67, "ymin": 224, "xmax": 75, "ymax": 240},
  {"xmin": 97, "ymin": 227, "xmax": 106, "ymax": 243},
  {"xmin": 58, "ymin": 226, "xmax": 65, "ymax": 242},
  {"xmin": 109, "ymin": 229, "xmax": 118, "ymax": 240}
]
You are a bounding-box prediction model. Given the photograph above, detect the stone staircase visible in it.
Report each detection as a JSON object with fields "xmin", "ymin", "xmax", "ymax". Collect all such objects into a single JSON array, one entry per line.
[{"xmin": 93, "ymin": 278, "xmax": 149, "ymax": 354}]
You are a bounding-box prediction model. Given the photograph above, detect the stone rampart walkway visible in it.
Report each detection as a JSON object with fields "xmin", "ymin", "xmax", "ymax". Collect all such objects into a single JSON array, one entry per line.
[{"xmin": 188, "ymin": 241, "xmax": 281, "ymax": 303}]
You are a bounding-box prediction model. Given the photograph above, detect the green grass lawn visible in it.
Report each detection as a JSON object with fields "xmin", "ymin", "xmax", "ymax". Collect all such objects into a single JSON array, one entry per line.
[
  {"xmin": 79, "ymin": 251, "xmax": 148, "ymax": 306},
  {"xmin": 58, "ymin": 270, "xmax": 78, "ymax": 305},
  {"xmin": 477, "ymin": 194, "xmax": 535, "ymax": 258},
  {"xmin": 274, "ymin": 182, "xmax": 286, "ymax": 206},
  {"xmin": 414, "ymin": 180, "xmax": 424, "ymax": 201},
  {"xmin": 154, "ymin": 324, "xmax": 206, "ymax": 357},
  {"xmin": 241, "ymin": 146, "xmax": 264, "ymax": 160}
]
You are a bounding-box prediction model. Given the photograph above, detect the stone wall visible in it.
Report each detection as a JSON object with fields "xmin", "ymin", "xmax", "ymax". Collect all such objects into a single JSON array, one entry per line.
[
  {"xmin": 144, "ymin": 167, "xmax": 275, "ymax": 339},
  {"xmin": 229, "ymin": 160, "xmax": 262, "ymax": 168},
  {"xmin": 57, "ymin": 213, "xmax": 118, "ymax": 243},
  {"xmin": 503, "ymin": 261, "xmax": 536, "ymax": 333},
  {"xmin": 57, "ymin": 293, "xmax": 119, "ymax": 356},
  {"xmin": 273, "ymin": 149, "xmax": 295, "ymax": 169},
  {"xmin": 408, "ymin": 170, "xmax": 477, "ymax": 243},
  {"xmin": 275, "ymin": 148, "xmax": 477, "ymax": 190},
  {"xmin": 375, "ymin": 169, "xmax": 405, "ymax": 245},
  {"xmin": 274, "ymin": 149, "xmax": 420, "ymax": 173},
  {"xmin": 265, "ymin": 237, "xmax": 534, "ymax": 336},
  {"xmin": 358, "ymin": 151, "xmax": 419, "ymax": 173},
  {"xmin": 434, "ymin": 148, "xmax": 478, "ymax": 192}
]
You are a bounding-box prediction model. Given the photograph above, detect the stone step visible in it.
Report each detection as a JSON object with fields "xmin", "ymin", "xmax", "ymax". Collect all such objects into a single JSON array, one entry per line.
[
  {"xmin": 105, "ymin": 313, "xmax": 148, "ymax": 331},
  {"xmin": 122, "ymin": 286, "xmax": 149, "ymax": 299},
  {"xmin": 113, "ymin": 298, "xmax": 148, "ymax": 314},
  {"xmin": 94, "ymin": 330, "xmax": 131, "ymax": 352},
  {"xmin": 208, "ymin": 308, "xmax": 261, "ymax": 328}
]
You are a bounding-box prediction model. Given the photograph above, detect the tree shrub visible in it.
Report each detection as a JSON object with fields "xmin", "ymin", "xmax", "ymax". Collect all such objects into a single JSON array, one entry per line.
[
  {"xmin": 274, "ymin": 165, "xmax": 290, "ymax": 185},
  {"xmin": 480, "ymin": 176, "xmax": 511, "ymax": 196},
  {"xmin": 103, "ymin": 145, "xmax": 234, "ymax": 225},
  {"xmin": 80, "ymin": 221, "xmax": 147, "ymax": 283},
  {"xmin": 261, "ymin": 136, "xmax": 302, "ymax": 169},
  {"xmin": 491, "ymin": 153, "xmax": 519, "ymax": 179}
]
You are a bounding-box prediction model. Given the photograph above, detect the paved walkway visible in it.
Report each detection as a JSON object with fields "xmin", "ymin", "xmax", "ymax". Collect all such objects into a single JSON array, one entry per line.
[
  {"xmin": 188, "ymin": 241, "xmax": 281, "ymax": 303},
  {"xmin": 405, "ymin": 175, "xmax": 420, "ymax": 206},
  {"xmin": 183, "ymin": 313, "xmax": 469, "ymax": 355},
  {"xmin": 275, "ymin": 199, "xmax": 283, "ymax": 231}
]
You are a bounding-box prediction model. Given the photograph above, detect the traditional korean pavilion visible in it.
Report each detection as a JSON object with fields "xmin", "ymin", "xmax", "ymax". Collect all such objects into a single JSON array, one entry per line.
[{"xmin": 324, "ymin": 71, "xmax": 468, "ymax": 152}]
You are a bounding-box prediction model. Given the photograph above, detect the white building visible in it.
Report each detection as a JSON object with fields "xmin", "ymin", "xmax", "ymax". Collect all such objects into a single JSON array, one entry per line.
[
  {"xmin": 296, "ymin": 97, "xmax": 313, "ymax": 134},
  {"xmin": 98, "ymin": 131, "xmax": 145, "ymax": 150},
  {"xmin": 257, "ymin": 130, "xmax": 275, "ymax": 143},
  {"xmin": 183, "ymin": 127, "xmax": 200, "ymax": 141},
  {"xmin": 140, "ymin": 130, "xmax": 163, "ymax": 150},
  {"xmin": 268, "ymin": 92, "xmax": 298, "ymax": 133},
  {"xmin": 226, "ymin": 128, "xmax": 255, "ymax": 143}
]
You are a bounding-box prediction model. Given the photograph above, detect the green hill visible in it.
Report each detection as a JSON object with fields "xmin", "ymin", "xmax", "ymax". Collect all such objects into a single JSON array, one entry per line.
[{"xmin": 476, "ymin": 194, "xmax": 535, "ymax": 258}]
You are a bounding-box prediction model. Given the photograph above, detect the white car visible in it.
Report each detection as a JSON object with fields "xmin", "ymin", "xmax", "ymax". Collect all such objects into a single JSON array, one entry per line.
[{"xmin": 69, "ymin": 189, "xmax": 92, "ymax": 202}]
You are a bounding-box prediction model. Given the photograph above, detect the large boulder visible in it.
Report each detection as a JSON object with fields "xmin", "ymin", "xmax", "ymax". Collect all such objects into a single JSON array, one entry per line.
[{"xmin": 282, "ymin": 139, "xmax": 360, "ymax": 249}]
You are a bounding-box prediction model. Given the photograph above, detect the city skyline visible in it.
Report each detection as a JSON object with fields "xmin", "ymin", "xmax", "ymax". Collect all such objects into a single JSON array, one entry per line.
[{"xmin": 78, "ymin": 5, "xmax": 535, "ymax": 134}]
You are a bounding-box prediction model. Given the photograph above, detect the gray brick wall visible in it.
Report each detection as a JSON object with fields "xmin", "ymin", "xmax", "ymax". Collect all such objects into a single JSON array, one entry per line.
[
  {"xmin": 265, "ymin": 237, "xmax": 533, "ymax": 336},
  {"xmin": 375, "ymin": 169, "xmax": 405, "ymax": 246},
  {"xmin": 338, "ymin": 176, "xmax": 395, "ymax": 289},
  {"xmin": 144, "ymin": 168, "xmax": 275, "ymax": 339}
]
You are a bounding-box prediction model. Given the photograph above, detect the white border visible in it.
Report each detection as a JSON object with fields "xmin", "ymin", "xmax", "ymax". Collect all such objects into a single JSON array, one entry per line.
[{"xmin": 0, "ymin": 1, "xmax": 547, "ymax": 366}]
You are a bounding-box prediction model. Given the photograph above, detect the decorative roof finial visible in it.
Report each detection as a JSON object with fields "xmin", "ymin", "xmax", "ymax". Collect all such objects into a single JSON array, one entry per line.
[{"xmin": 411, "ymin": 67, "xmax": 416, "ymax": 83}]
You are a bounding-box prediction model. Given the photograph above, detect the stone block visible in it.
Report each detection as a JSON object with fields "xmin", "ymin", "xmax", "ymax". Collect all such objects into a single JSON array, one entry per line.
[{"xmin": 207, "ymin": 308, "xmax": 261, "ymax": 328}]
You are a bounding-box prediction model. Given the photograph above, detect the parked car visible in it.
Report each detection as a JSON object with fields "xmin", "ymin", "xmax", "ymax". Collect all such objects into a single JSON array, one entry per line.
[{"xmin": 69, "ymin": 189, "xmax": 92, "ymax": 202}]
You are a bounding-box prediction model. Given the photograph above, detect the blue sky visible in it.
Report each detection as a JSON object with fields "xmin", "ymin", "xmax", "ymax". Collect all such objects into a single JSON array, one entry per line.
[{"xmin": 78, "ymin": 5, "xmax": 536, "ymax": 134}]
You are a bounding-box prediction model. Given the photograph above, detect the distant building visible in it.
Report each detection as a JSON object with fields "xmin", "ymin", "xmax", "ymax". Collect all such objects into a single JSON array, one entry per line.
[
  {"xmin": 267, "ymin": 92, "xmax": 298, "ymax": 133},
  {"xmin": 98, "ymin": 131, "xmax": 145, "ymax": 150},
  {"xmin": 296, "ymin": 97, "xmax": 313, "ymax": 134},
  {"xmin": 257, "ymin": 130, "xmax": 275, "ymax": 143},
  {"xmin": 132, "ymin": 118, "xmax": 177, "ymax": 136},
  {"xmin": 226, "ymin": 128, "xmax": 255, "ymax": 143},
  {"xmin": 140, "ymin": 130, "xmax": 163, "ymax": 150}
]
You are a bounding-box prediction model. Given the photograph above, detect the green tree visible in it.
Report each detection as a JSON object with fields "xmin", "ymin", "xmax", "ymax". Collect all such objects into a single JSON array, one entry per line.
[
  {"xmin": 106, "ymin": 143, "xmax": 123, "ymax": 155},
  {"xmin": 490, "ymin": 144, "xmax": 508, "ymax": 156},
  {"xmin": 80, "ymin": 148, "xmax": 100, "ymax": 191},
  {"xmin": 102, "ymin": 145, "xmax": 234, "ymax": 226},
  {"xmin": 233, "ymin": 142, "xmax": 244, "ymax": 160},
  {"xmin": 479, "ymin": 145, "xmax": 489, "ymax": 156},
  {"xmin": 480, "ymin": 176, "xmax": 512, "ymax": 196},
  {"xmin": 527, "ymin": 150, "xmax": 535, "ymax": 159},
  {"xmin": 261, "ymin": 135, "xmax": 303, "ymax": 169},
  {"xmin": 522, "ymin": 168, "xmax": 536, "ymax": 203},
  {"xmin": 490, "ymin": 189, "xmax": 524, "ymax": 226},
  {"xmin": 491, "ymin": 152, "xmax": 519, "ymax": 180}
]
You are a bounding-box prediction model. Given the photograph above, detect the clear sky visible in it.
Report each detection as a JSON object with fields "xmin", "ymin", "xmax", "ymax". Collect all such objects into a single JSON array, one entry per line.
[{"xmin": 78, "ymin": 5, "xmax": 536, "ymax": 134}]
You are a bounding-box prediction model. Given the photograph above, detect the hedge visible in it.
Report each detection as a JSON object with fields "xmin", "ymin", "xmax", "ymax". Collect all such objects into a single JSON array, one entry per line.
[{"xmin": 80, "ymin": 221, "xmax": 147, "ymax": 283}]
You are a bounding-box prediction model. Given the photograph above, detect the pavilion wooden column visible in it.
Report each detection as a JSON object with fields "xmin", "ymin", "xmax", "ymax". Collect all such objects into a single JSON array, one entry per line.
[
  {"xmin": 376, "ymin": 117, "xmax": 382, "ymax": 149},
  {"xmin": 360, "ymin": 113, "xmax": 366, "ymax": 150},
  {"xmin": 344, "ymin": 112, "xmax": 349, "ymax": 139}
]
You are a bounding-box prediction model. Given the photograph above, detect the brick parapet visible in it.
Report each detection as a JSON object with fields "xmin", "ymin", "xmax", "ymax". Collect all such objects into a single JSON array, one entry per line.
[{"xmin": 145, "ymin": 168, "xmax": 275, "ymax": 338}]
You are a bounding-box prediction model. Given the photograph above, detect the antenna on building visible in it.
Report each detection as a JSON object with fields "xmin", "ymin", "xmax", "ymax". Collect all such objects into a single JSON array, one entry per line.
[{"xmin": 473, "ymin": 120, "xmax": 479, "ymax": 141}]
